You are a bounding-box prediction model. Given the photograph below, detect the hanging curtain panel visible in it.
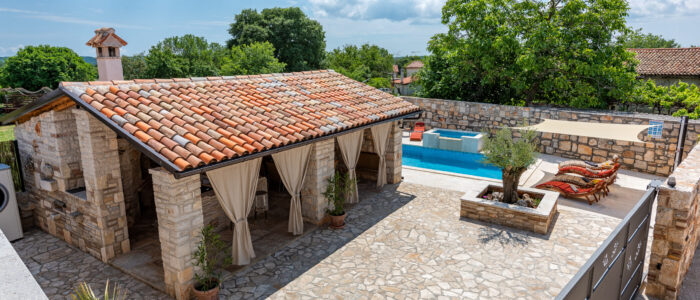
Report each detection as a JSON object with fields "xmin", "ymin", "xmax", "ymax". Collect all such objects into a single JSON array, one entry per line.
[
  {"xmin": 205, "ymin": 158, "xmax": 261, "ymax": 266},
  {"xmin": 336, "ymin": 130, "xmax": 364, "ymax": 204},
  {"xmin": 272, "ymin": 144, "xmax": 313, "ymax": 235},
  {"xmin": 370, "ymin": 122, "xmax": 393, "ymax": 188}
]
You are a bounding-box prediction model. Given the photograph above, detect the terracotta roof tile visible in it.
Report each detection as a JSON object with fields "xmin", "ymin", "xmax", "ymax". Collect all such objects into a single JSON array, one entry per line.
[
  {"xmin": 60, "ymin": 70, "xmax": 419, "ymax": 171},
  {"xmin": 630, "ymin": 48, "xmax": 700, "ymax": 76}
]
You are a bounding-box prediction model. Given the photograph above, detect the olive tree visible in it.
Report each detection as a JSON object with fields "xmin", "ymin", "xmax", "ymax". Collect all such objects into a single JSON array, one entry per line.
[{"xmin": 482, "ymin": 127, "xmax": 538, "ymax": 204}]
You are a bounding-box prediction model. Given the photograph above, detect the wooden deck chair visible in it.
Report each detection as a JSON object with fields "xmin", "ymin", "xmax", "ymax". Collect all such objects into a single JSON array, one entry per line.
[
  {"xmin": 536, "ymin": 180, "xmax": 606, "ymax": 205},
  {"xmin": 557, "ymin": 163, "xmax": 620, "ymax": 179},
  {"xmin": 410, "ymin": 122, "xmax": 425, "ymax": 141},
  {"xmin": 558, "ymin": 155, "xmax": 620, "ymax": 170}
]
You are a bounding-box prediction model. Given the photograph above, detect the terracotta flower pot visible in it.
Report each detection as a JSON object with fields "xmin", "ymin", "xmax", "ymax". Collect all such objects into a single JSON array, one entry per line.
[
  {"xmin": 329, "ymin": 212, "xmax": 346, "ymax": 229},
  {"xmin": 192, "ymin": 280, "xmax": 220, "ymax": 300}
]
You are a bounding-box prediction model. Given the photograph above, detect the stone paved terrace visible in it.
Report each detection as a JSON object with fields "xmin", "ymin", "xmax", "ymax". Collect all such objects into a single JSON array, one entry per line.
[
  {"xmin": 12, "ymin": 230, "xmax": 168, "ymax": 299},
  {"xmin": 267, "ymin": 182, "xmax": 620, "ymax": 299}
]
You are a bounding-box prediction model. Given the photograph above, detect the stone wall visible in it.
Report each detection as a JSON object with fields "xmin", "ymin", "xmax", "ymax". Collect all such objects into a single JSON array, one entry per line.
[
  {"xmin": 357, "ymin": 121, "xmax": 402, "ymax": 183},
  {"xmin": 201, "ymin": 189, "xmax": 230, "ymax": 233},
  {"xmin": 13, "ymin": 108, "xmax": 130, "ymax": 263},
  {"xmin": 645, "ymin": 143, "xmax": 700, "ymax": 299},
  {"xmin": 404, "ymin": 97, "xmax": 700, "ymax": 176},
  {"xmin": 117, "ymin": 138, "xmax": 142, "ymax": 227}
]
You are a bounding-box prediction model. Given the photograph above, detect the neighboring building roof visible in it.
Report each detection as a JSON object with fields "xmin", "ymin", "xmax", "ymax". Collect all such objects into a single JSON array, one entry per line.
[
  {"xmin": 393, "ymin": 65, "xmax": 399, "ymax": 73},
  {"xmin": 393, "ymin": 77, "xmax": 413, "ymax": 85},
  {"xmin": 629, "ymin": 48, "xmax": 700, "ymax": 76},
  {"xmin": 405, "ymin": 61, "xmax": 424, "ymax": 69},
  {"xmin": 48, "ymin": 70, "xmax": 418, "ymax": 175},
  {"xmin": 86, "ymin": 27, "xmax": 127, "ymax": 47}
]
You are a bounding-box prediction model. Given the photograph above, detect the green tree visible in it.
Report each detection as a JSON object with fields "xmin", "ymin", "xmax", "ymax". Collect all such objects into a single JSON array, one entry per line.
[
  {"xmin": 417, "ymin": 0, "xmax": 638, "ymax": 109},
  {"xmin": 324, "ymin": 44, "xmax": 393, "ymax": 83},
  {"xmin": 145, "ymin": 34, "xmax": 225, "ymax": 78},
  {"xmin": 367, "ymin": 77, "xmax": 391, "ymax": 89},
  {"xmin": 630, "ymin": 80, "xmax": 700, "ymax": 117},
  {"xmin": 0, "ymin": 45, "xmax": 96, "ymax": 90},
  {"xmin": 227, "ymin": 7, "xmax": 326, "ymax": 72},
  {"xmin": 220, "ymin": 42, "xmax": 286, "ymax": 75},
  {"xmin": 619, "ymin": 28, "xmax": 680, "ymax": 48},
  {"xmin": 482, "ymin": 127, "xmax": 538, "ymax": 204},
  {"xmin": 121, "ymin": 54, "xmax": 147, "ymax": 80}
]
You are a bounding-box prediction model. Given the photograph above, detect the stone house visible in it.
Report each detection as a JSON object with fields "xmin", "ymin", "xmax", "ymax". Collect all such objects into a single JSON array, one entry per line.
[
  {"xmin": 630, "ymin": 48, "xmax": 700, "ymax": 86},
  {"xmin": 392, "ymin": 60, "xmax": 424, "ymax": 96},
  {"xmin": 0, "ymin": 28, "xmax": 420, "ymax": 299}
]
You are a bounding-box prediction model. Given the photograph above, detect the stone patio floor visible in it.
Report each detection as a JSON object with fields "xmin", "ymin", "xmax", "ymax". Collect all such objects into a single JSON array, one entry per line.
[
  {"xmin": 11, "ymin": 229, "xmax": 169, "ymax": 299},
  {"xmin": 13, "ymin": 173, "xmax": 683, "ymax": 299}
]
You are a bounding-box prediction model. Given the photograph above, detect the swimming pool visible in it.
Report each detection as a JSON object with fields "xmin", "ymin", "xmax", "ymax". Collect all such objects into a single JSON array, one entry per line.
[
  {"xmin": 430, "ymin": 129, "xmax": 479, "ymax": 139},
  {"xmin": 402, "ymin": 144, "xmax": 502, "ymax": 179}
]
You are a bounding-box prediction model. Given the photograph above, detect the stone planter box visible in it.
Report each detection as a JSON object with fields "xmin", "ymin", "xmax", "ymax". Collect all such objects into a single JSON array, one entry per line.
[{"xmin": 460, "ymin": 182, "xmax": 559, "ymax": 234}]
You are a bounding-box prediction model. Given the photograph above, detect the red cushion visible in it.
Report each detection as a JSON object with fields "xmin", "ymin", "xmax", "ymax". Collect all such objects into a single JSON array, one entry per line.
[{"xmin": 537, "ymin": 181, "xmax": 593, "ymax": 194}]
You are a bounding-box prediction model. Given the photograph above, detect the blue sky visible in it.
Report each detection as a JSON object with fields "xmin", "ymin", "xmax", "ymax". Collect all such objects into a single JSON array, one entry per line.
[{"xmin": 0, "ymin": 0, "xmax": 699, "ymax": 57}]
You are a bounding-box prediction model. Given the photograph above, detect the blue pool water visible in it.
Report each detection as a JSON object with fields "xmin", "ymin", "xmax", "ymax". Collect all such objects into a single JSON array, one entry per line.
[
  {"xmin": 402, "ymin": 144, "xmax": 502, "ymax": 179},
  {"xmin": 432, "ymin": 129, "xmax": 479, "ymax": 139}
]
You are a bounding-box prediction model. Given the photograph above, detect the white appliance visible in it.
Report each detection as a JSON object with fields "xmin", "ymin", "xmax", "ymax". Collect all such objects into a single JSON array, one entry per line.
[{"xmin": 0, "ymin": 164, "xmax": 22, "ymax": 241}]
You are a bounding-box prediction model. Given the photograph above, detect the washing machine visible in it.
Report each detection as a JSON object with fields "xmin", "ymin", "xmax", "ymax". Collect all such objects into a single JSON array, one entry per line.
[{"xmin": 0, "ymin": 164, "xmax": 22, "ymax": 241}]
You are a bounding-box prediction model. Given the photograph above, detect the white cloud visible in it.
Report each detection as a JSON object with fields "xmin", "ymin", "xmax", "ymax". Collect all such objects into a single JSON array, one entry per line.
[
  {"xmin": 628, "ymin": 0, "xmax": 700, "ymax": 18},
  {"xmin": 308, "ymin": 0, "xmax": 445, "ymax": 21},
  {"xmin": 0, "ymin": 7, "xmax": 146, "ymax": 29},
  {"xmin": 0, "ymin": 44, "xmax": 24, "ymax": 56}
]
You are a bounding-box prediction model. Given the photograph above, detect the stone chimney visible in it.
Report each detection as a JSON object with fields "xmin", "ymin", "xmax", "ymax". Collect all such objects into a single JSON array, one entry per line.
[{"xmin": 86, "ymin": 27, "xmax": 127, "ymax": 81}]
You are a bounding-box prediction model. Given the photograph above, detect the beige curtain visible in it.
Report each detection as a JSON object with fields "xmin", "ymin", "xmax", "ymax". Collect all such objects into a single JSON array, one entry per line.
[
  {"xmin": 206, "ymin": 158, "xmax": 261, "ymax": 265},
  {"xmin": 272, "ymin": 144, "xmax": 313, "ymax": 235},
  {"xmin": 336, "ymin": 130, "xmax": 363, "ymax": 203},
  {"xmin": 371, "ymin": 122, "xmax": 393, "ymax": 188}
]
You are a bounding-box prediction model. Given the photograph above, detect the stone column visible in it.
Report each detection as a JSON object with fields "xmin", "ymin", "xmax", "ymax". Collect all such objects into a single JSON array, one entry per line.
[
  {"xmin": 301, "ymin": 139, "xmax": 335, "ymax": 224},
  {"xmin": 149, "ymin": 168, "xmax": 204, "ymax": 300},
  {"xmin": 73, "ymin": 109, "xmax": 129, "ymax": 262},
  {"xmin": 385, "ymin": 121, "xmax": 402, "ymax": 184}
]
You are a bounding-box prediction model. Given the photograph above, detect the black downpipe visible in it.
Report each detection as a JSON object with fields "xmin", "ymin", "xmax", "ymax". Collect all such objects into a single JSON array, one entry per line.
[{"xmin": 673, "ymin": 116, "xmax": 689, "ymax": 169}]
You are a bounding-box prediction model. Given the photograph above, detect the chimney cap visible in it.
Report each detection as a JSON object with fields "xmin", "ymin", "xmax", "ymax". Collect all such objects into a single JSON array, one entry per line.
[{"xmin": 86, "ymin": 27, "xmax": 127, "ymax": 47}]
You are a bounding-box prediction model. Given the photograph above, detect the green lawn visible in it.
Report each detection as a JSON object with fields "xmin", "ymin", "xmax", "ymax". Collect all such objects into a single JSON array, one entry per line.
[{"xmin": 0, "ymin": 125, "xmax": 15, "ymax": 142}]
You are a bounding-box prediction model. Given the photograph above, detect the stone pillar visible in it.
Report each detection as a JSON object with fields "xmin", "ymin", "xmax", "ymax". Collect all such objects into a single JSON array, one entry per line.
[
  {"xmin": 36, "ymin": 109, "xmax": 83, "ymax": 191},
  {"xmin": 645, "ymin": 143, "xmax": 700, "ymax": 299},
  {"xmin": 149, "ymin": 168, "xmax": 204, "ymax": 300},
  {"xmin": 301, "ymin": 139, "xmax": 335, "ymax": 223},
  {"xmin": 73, "ymin": 109, "xmax": 129, "ymax": 262},
  {"xmin": 385, "ymin": 121, "xmax": 402, "ymax": 184}
]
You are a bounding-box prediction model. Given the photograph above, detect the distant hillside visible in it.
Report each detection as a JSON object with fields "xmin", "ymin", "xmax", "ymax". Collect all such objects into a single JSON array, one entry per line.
[{"xmin": 0, "ymin": 56, "xmax": 97, "ymax": 65}]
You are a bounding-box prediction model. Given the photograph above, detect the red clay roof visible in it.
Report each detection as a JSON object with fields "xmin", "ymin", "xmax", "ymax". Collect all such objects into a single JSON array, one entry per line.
[
  {"xmin": 86, "ymin": 27, "xmax": 127, "ymax": 47},
  {"xmin": 405, "ymin": 61, "xmax": 424, "ymax": 69},
  {"xmin": 393, "ymin": 77, "xmax": 413, "ymax": 85},
  {"xmin": 629, "ymin": 48, "xmax": 700, "ymax": 76},
  {"xmin": 60, "ymin": 70, "xmax": 419, "ymax": 172}
]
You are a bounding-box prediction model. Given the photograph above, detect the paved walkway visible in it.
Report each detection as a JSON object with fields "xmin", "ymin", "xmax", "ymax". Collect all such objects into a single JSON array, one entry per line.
[
  {"xmin": 12, "ymin": 230, "xmax": 168, "ymax": 299},
  {"xmin": 679, "ymin": 244, "xmax": 700, "ymax": 299},
  {"xmin": 222, "ymin": 182, "xmax": 620, "ymax": 299}
]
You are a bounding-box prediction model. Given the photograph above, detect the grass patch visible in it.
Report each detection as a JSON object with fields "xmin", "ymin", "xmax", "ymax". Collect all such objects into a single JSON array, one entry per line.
[{"xmin": 0, "ymin": 125, "xmax": 15, "ymax": 142}]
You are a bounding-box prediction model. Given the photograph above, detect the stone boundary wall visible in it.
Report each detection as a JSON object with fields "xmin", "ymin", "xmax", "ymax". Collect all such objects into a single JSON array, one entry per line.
[
  {"xmin": 645, "ymin": 143, "xmax": 700, "ymax": 299},
  {"xmin": 403, "ymin": 96, "xmax": 700, "ymax": 176}
]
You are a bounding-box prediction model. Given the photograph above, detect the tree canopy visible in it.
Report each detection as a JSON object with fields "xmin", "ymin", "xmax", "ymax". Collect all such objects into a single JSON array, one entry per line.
[
  {"xmin": 417, "ymin": 0, "xmax": 638, "ymax": 109},
  {"xmin": 629, "ymin": 80, "xmax": 700, "ymax": 118},
  {"xmin": 227, "ymin": 7, "xmax": 326, "ymax": 72},
  {"xmin": 121, "ymin": 54, "xmax": 147, "ymax": 80},
  {"xmin": 145, "ymin": 34, "xmax": 225, "ymax": 78},
  {"xmin": 221, "ymin": 42, "xmax": 285, "ymax": 75},
  {"xmin": 619, "ymin": 28, "xmax": 680, "ymax": 48},
  {"xmin": 0, "ymin": 45, "xmax": 96, "ymax": 90},
  {"xmin": 324, "ymin": 44, "xmax": 393, "ymax": 88}
]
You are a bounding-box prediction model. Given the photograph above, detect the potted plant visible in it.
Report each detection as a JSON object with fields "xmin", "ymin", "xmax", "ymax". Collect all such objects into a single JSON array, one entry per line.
[
  {"xmin": 192, "ymin": 225, "xmax": 231, "ymax": 300},
  {"xmin": 324, "ymin": 171, "xmax": 356, "ymax": 229},
  {"xmin": 482, "ymin": 126, "xmax": 538, "ymax": 206}
]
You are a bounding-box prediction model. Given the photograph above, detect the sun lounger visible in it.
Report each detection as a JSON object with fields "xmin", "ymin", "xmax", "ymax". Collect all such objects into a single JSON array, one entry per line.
[
  {"xmin": 558, "ymin": 155, "xmax": 619, "ymax": 170},
  {"xmin": 410, "ymin": 122, "xmax": 425, "ymax": 141},
  {"xmin": 557, "ymin": 163, "xmax": 620, "ymax": 178},
  {"xmin": 536, "ymin": 180, "xmax": 606, "ymax": 205}
]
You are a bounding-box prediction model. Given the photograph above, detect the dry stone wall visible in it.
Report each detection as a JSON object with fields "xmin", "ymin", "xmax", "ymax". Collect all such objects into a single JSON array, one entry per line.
[
  {"xmin": 404, "ymin": 97, "xmax": 700, "ymax": 176},
  {"xmin": 645, "ymin": 143, "xmax": 700, "ymax": 299}
]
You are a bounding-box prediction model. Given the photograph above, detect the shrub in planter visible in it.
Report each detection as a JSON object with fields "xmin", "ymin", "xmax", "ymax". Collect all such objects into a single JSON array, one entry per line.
[
  {"xmin": 192, "ymin": 224, "xmax": 231, "ymax": 300},
  {"xmin": 324, "ymin": 171, "xmax": 356, "ymax": 228},
  {"xmin": 482, "ymin": 126, "xmax": 538, "ymax": 205}
]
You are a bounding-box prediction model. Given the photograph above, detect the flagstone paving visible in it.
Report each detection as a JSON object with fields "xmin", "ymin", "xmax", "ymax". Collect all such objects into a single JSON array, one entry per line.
[
  {"xmin": 220, "ymin": 182, "xmax": 620, "ymax": 299},
  {"xmin": 12, "ymin": 230, "xmax": 169, "ymax": 300}
]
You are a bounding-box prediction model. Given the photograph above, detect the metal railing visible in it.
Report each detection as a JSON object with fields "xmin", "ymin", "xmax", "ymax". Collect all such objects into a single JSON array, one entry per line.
[{"xmin": 556, "ymin": 180, "xmax": 662, "ymax": 300}]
